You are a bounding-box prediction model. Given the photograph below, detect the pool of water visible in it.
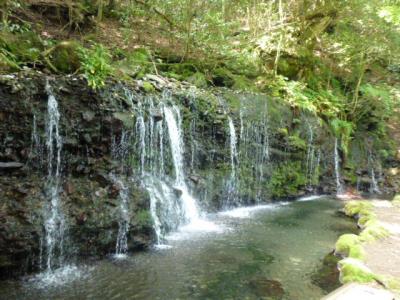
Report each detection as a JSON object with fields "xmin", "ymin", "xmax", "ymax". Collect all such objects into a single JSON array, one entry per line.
[{"xmin": 0, "ymin": 197, "xmax": 356, "ymax": 300}]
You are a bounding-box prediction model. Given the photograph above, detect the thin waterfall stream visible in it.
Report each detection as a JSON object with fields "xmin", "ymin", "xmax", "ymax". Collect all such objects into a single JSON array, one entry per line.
[
  {"xmin": 43, "ymin": 82, "xmax": 66, "ymax": 272},
  {"xmin": 334, "ymin": 138, "xmax": 343, "ymax": 195}
]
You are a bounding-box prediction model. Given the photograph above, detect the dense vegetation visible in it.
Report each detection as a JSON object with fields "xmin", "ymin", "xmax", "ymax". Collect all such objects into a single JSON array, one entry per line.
[{"xmin": 1, "ymin": 0, "xmax": 400, "ymax": 162}]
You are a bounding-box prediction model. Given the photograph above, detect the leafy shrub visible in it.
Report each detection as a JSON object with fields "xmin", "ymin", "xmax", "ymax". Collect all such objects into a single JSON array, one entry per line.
[
  {"xmin": 136, "ymin": 209, "xmax": 153, "ymax": 229},
  {"xmin": 78, "ymin": 43, "xmax": 113, "ymax": 89},
  {"xmin": 268, "ymin": 161, "xmax": 307, "ymax": 198}
]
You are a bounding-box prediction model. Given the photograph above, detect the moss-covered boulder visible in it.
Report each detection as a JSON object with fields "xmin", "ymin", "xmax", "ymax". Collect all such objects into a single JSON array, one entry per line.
[
  {"xmin": 359, "ymin": 222, "xmax": 390, "ymax": 242},
  {"xmin": 186, "ymin": 72, "xmax": 208, "ymax": 88},
  {"xmin": 338, "ymin": 258, "xmax": 377, "ymax": 284},
  {"xmin": 335, "ymin": 234, "xmax": 365, "ymax": 260},
  {"xmin": 344, "ymin": 201, "xmax": 373, "ymax": 217},
  {"xmin": 48, "ymin": 41, "xmax": 81, "ymax": 73}
]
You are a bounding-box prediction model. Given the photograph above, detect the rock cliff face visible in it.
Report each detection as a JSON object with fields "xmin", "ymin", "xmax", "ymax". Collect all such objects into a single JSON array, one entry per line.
[{"xmin": 0, "ymin": 71, "xmax": 394, "ymax": 278}]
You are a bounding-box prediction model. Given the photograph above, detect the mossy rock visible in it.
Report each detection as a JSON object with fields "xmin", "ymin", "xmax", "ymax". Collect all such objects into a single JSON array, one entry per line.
[
  {"xmin": 49, "ymin": 41, "xmax": 81, "ymax": 73},
  {"xmin": 113, "ymin": 112, "xmax": 135, "ymax": 128},
  {"xmin": 311, "ymin": 253, "xmax": 342, "ymax": 292},
  {"xmin": 163, "ymin": 63, "xmax": 197, "ymax": 80},
  {"xmin": 186, "ymin": 72, "xmax": 208, "ymax": 88},
  {"xmin": 212, "ymin": 67, "xmax": 235, "ymax": 87},
  {"xmin": 335, "ymin": 234, "xmax": 365, "ymax": 260},
  {"xmin": 344, "ymin": 201, "xmax": 373, "ymax": 217},
  {"xmin": 359, "ymin": 222, "xmax": 389, "ymax": 242},
  {"xmin": 142, "ymin": 81, "xmax": 155, "ymax": 93},
  {"xmin": 135, "ymin": 209, "xmax": 153, "ymax": 230},
  {"xmin": 358, "ymin": 214, "xmax": 377, "ymax": 228},
  {"xmin": 338, "ymin": 258, "xmax": 377, "ymax": 284},
  {"xmin": 232, "ymin": 74, "xmax": 257, "ymax": 91}
]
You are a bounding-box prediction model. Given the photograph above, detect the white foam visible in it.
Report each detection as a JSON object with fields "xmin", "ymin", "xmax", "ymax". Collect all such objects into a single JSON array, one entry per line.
[
  {"xmin": 113, "ymin": 253, "xmax": 129, "ymax": 260},
  {"xmin": 154, "ymin": 244, "xmax": 173, "ymax": 250},
  {"xmin": 180, "ymin": 219, "xmax": 223, "ymax": 233},
  {"xmin": 219, "ymin": 203, "xmax": 282, "ymax": 219},
  {"xmin": 30, "ymin": 265, "xmax": 87, "ymax": 288},
  {"xmin": 297, "ymin": 195, "xmax": 326, "ymax": 202},
  {"xmin": 166, "ymin": 218, "xmax": 224, "ymax": 241}
]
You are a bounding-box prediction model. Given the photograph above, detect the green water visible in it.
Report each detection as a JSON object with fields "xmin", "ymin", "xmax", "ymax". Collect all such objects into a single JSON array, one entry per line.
[{"xmin": 0, "ymin": 198, "xmax": 356, "ymax": 300}]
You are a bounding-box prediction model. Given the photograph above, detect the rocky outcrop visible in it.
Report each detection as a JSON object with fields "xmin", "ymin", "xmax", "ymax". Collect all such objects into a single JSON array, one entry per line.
[
  {"xmin": 0, "ymin": 71, "xmax": 395, "ymax": 279},
  {"xmin": 0, "ymin": 72, "xmax": 154, "ymax": 278}
]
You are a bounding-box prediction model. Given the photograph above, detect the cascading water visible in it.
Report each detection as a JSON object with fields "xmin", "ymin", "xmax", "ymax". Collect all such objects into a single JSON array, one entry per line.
[
  {"xmin": 224, "ymin": 115, "xmax": 240, "ymax": 206},
  {"xmin": 112, "ymin": 175, "xmax": 130, "ymax": 256},
  {"xmin": 334, "ymin": 138, "xmax": 343, "ymax": 194},
  {"xmin": 110, "ymin": 129, "xmax": 132, "ymax": 257},
  {"xmin": 370, "ymin": 168, "xmax": 381, "ymax": 194},
  {"xmin": 43, "ymin": 82, "xmax": 65, "ymax": 271},
  {"xmin": 126, "ymin": 92, "xmax": 216, "ymax": 246},
  {"xmin": 367, "ymin": 150, "xmax": 381, "ymax": 194},
  {"xmin": 305, "ymin": 124, "xmax": 319, "ymax": 188},
  {"xmin": 163, "ymin": 105, "xmax": 200, "ymax": 223},
  {"xmin": 238, "ymin": 100, "xmax": 270, "ymax": 203},
  {"xmin": 228, "ymin": 117, "xmax": 238, "ymax": 177}
]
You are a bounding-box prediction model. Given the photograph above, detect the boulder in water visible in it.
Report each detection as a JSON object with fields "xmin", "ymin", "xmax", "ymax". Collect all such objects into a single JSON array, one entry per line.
[
  {"xmin": 249, "ymin": 277, "xmax": 284, "ymax": 299},
  {"xmin": 172, "ymin": 187, "xmax": 183, "ymax": 197}
]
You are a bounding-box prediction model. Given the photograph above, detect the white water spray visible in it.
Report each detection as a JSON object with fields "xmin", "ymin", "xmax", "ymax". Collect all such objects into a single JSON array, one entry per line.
[
  {"xmin": 334, "ymin": 138, "xmax": 343, "ymax": 194},
  {"xmin": 43, "ymin": 82, "xmax": 65, "ymax": 271},
  {"xmin": 112, "ymin": 175, "xmax": 130, "ymax": 256},
  {"xmin": 163, "ymin": 105, "xmax": 200, "ymax": 222}
]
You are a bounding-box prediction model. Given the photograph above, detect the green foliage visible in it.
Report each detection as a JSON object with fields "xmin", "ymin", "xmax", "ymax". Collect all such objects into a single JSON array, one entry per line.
[
  {"xmin": 0, "ymin": 31, "xmax": 43, "ymax": 67},
  {"xmin": 78, "ymin": 43, "xmax": 113, "ymax": 89},
  {"xmin": 330, "ymin": 119, "xmax": 354, "ymax": 156},
  {"xmin": 136, "ymin": 209, "xmax": 153, "ymax": 229},
  {"xmin": 268, "ymin": 161, "xmax": 307, "ymax": 198},
  {"xmin": 287, "ymin": 133, "xmax": 307, "ymax": 150}
]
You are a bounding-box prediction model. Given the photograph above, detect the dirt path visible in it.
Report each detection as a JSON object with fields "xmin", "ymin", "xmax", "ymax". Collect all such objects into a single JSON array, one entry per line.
[
  {"xmin": 323, "ymin": 199, "xmax": 400, "ymax": 300},
  {"xmin": 364, "ymin": 200, "xmax": 400, "ymax": 281}
]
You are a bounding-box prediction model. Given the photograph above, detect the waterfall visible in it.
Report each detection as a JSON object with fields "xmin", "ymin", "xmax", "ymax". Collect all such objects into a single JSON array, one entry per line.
[
  {"xmin": 110, "ymin": 129, "xmax": 132, "ymax": 257},
  {"xmin": 43, "ymin": 83, "xmax": 65, "ymax": 271},
  {"xmin": 223, "ymin": 115, "xmax": 240, "ymax": 207},
  {"xmin": 228, "ymin": 117, "xmax": 238, "ymax": 177},
  {"xmin": 368, "ymin": 150, "xmax": 381, "ymax": 194},
  {"xmin": 136, "ymin": 104, "xmax": 146, "ymax": 176},
  {"xmin": 238, "ymin": 101, "xmax": 270, "ymax": 203},
  {"xmin": 334, "ymin": 138, "xmax": 343, "ymax": 194},
  {"xmin": 370, "ymin": 168, "xmax": 381, "ymax": 194},
  {"xmin": 306, "ymin": 124, "xmax": 317, "ymax": 187},
  {"xmin": 163, "ymin": 105, "xmax": 200, "ymax": 222},
  {"xmin": 125, "ymin": 92, "xmax": 212, "ymax": 245},
  {"xmin": 112, "ymin": 175, "xmax": 130, "ymax": 256}
]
